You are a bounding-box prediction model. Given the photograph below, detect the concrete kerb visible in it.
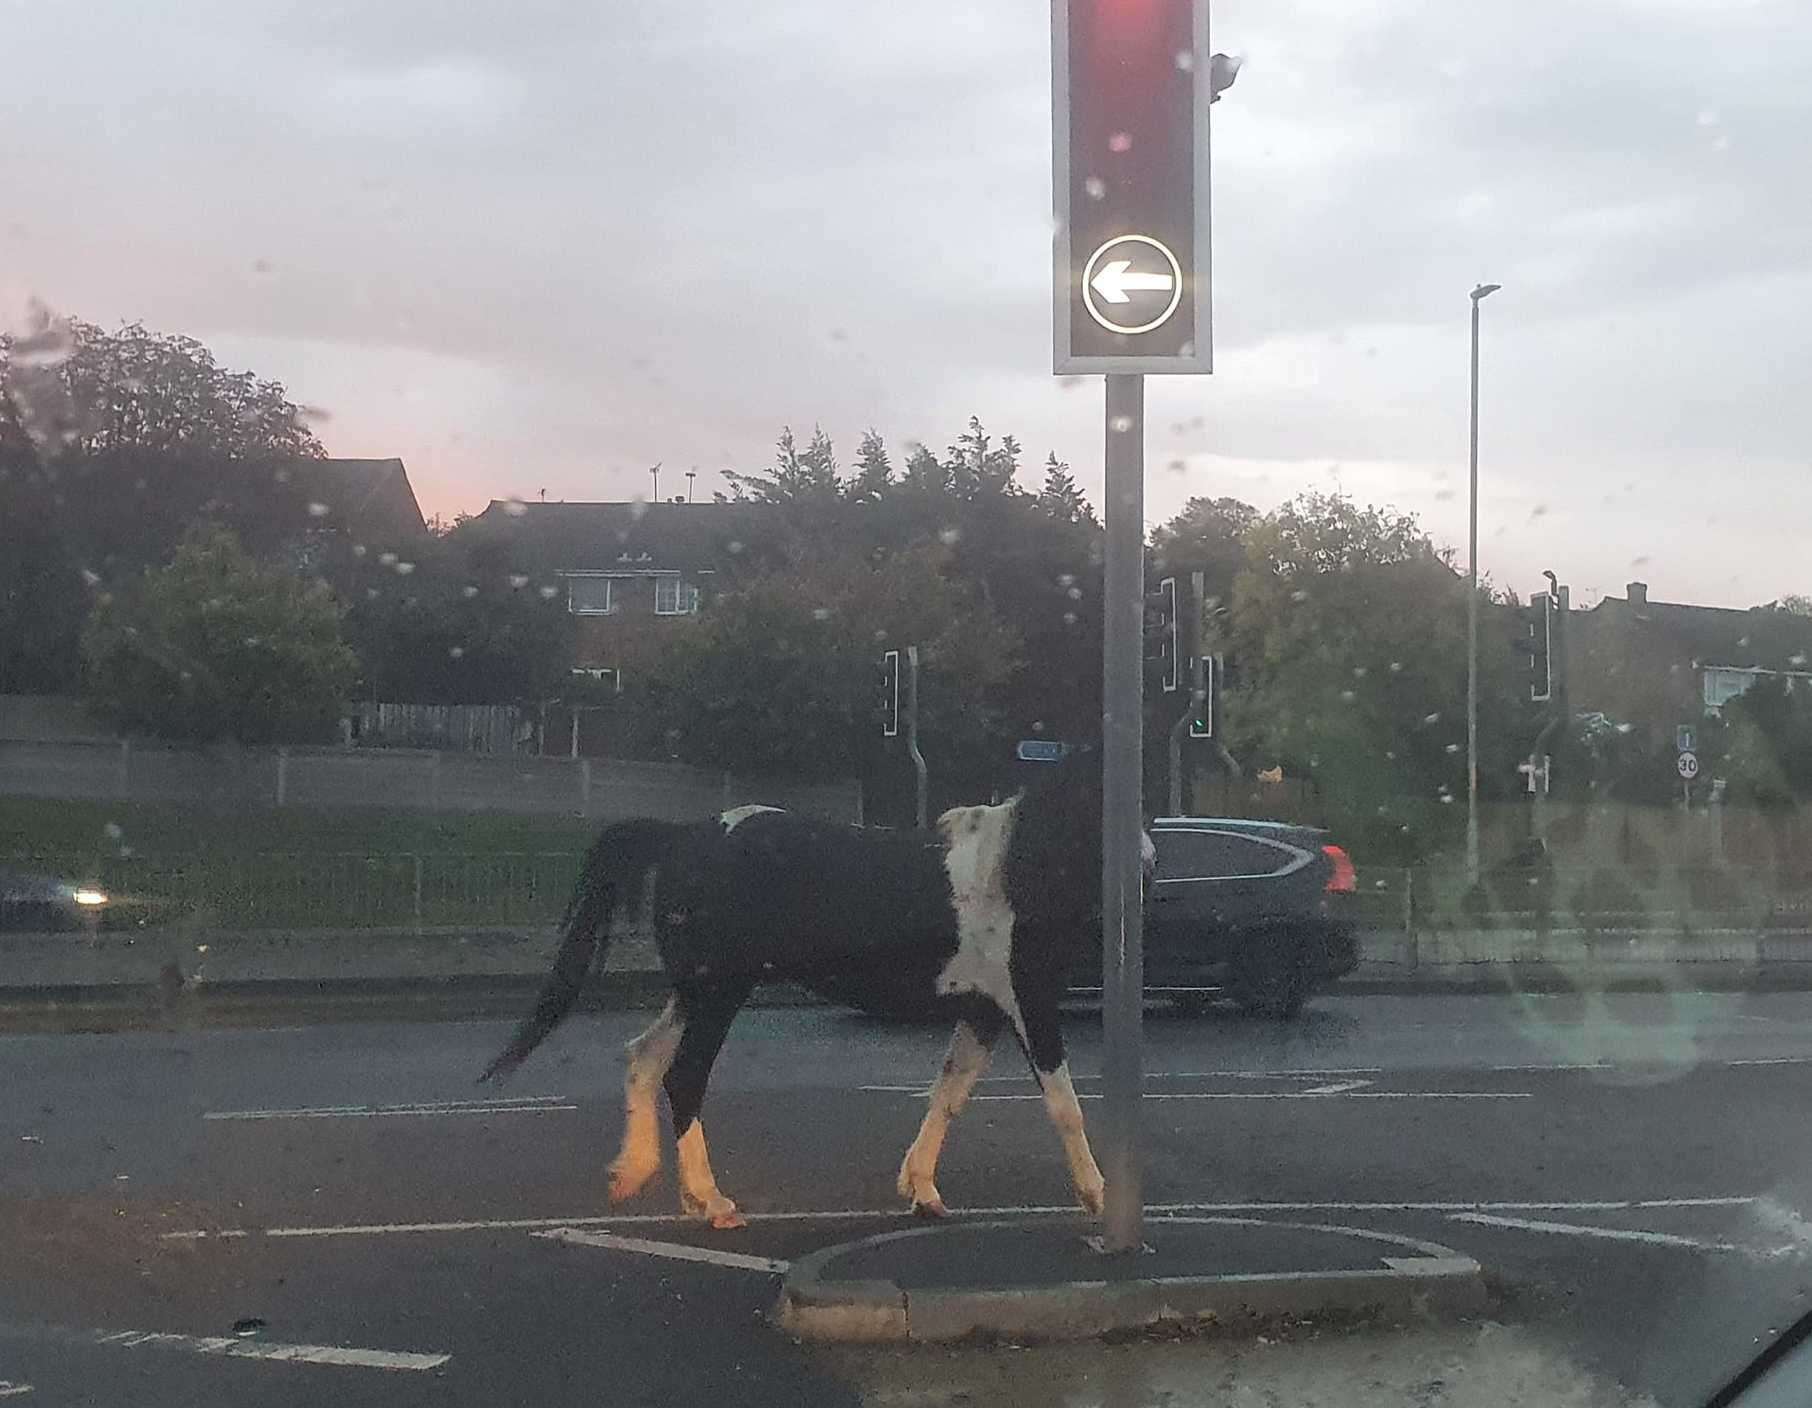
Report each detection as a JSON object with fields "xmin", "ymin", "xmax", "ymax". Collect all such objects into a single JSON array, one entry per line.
[{"xmin": 774, "ymin": 1216, "xmax": 1488, "ymax": 1344}]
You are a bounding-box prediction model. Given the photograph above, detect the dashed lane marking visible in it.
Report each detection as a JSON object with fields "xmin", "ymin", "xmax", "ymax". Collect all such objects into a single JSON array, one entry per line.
[
  {"xmin": 204, "ymin": 1096, "xmax": 573, "ymax": 1121},
  {"xmin": 534, "ymin": 1228, "xmax": 790, "ymax": 1273},
  {"xmin": 971, "ymin": 1091, "xmax": 1532, "ymax": 1102},
  {"xmin": 161, "ymin": 1196, "xmax": 1758, "ymax": 1241},
  {"xmin": 0, "ymin": 1322, "xmax": 448, "ymax": 1372}
]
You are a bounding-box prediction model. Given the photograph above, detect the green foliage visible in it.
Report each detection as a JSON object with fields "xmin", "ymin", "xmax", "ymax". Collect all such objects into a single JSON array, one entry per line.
[
  {"xmin": 80, "ymin": 524, "xmax": 357, "ymax": 744},
  {"xmin": 1721, "ymin": 676, "xmax": 1812, "ymax": 807},
  {"xmin": 640, "ymin": 546, "xmax": 1021, "ymax": 780}
]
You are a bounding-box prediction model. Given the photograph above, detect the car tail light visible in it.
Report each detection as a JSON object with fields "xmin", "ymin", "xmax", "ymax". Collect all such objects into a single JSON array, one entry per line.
[{"xmin": 1322, "ymin": 844, "xmax": 1357, "ymax": 894}]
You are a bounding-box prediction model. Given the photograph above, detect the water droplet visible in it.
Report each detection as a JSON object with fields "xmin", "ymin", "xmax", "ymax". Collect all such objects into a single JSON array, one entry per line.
[
  {"xmin": 461, "ymin": 584, "xmax": 479, "ymax": 598},
  {"xmin": 1178, "ymin": 341, "xmax": 1195, "ymax": 358},
  {"xmin": 1108, "ymin": 131, "xmax": 1133, "ymax": 153},
  {"xmin": 307, "ymin": 501, "xmax": 330, "ymax": 518},
  {"xmin": 1084, "ymin": 176, "xmax": 1107, "ymax": 201},
  {"xmin": 1439, "ymin": 794, "xmax": 1456, "ymax": 805},
  {"xmin": 1445, "ymin": 742, "xmax": 1461, "ymax": 754},
  {"xmin": 538, "ymin": 584, "xmax": 558, "ymax": 599},
  {"xmin": 509, "ymin": 574, "xmax": 530, "ymax": 589},
  {"xmin": 812, "ymin": 607, "xmax": 833, "ymax": 621},
  {"xmin": 351, "ymin": 544, "xmax": 367, "ymax": 558},
  {"xmin": 1290, "ymin": 589, "xmax": 1311, "ymax": 603},
  {"xmin": 448, "ymin": 646, "xmax": 465, "ymax": 659},
  {"xmin": 1529, "ymin": 504, "xmax": 1549, "ymax": 520},
  {"xmin": 1063, "ymin": 611, "xmax": 1079, "ymax": 626},
  {"xmin": 1352, "ymin": 666, "xmax": 1369, "ymax": 679},
  {"xmin": 504, "ymin": 498, "xmax": 528, "ymax": 518},
  {"xmin": 1174, "ymin": 49, "xmax": 1196, "ymax": 72},
  {"xmin": 728, "ymin": 540, "xmax": 745, "ymax": 555},
  {"xmin": 1109, "ymin": 415, "xmax": 1133, "ymax": 433},
  {"xmin": 104, "ymin": 822, "xmax": 122, "ymax": 840},
  {"xmin": 1434, "ymin": 490, "xmax": 1456, "ymax": 502},
  {"xmin": 1057, "ymin": 573, "xmax": 1077, "ymax": 588},
  {"xmin": 1389, "ymin": 661, "xmax": 1403, "ymax": 673},
  {"xmin": 8, "ymin": 302, "xmax": 74, "ymax": 368},
  {"xmin": 243, "ymin": 635, "xmax": 262, "ymax": 648},
  {"xmin": 80, "ymin": 568, "xmax": 101, "ymax": 587},
  {"xmin": 378, "ymin": 551, "xmax": 398, "ymax": 567},
  {"xmin": 1631, "ymin": 555, "xmax": 1651, "ymax": 568},
  {"xmin": 1697, "ymin": 107, "xmax": 1720, "ymax": 127},
  {"xmin": 366, "ymin": 588, "xmax": 380, "ymax": 600},
  {"xmin": 629, "ymin": 498, "xmax": 650, "ymax": 522},
  {"xmin": 939, "ymin": 526, "xmax": 963, "ymax": 546},
  {"xmin": 1167, "ymin": 459, "xmax": 1187, "ymax": 474},
  {"xmin": 1616, "ymin": 722, "xmax": 1635, "ymax": 734},
  {"xmin": 232, "ymin": 1318, "xmax": 267, "ymax": 1339},
  {"xmin": 298, "ymin": 404, "xmax": 332, "ymax": 424},
  {"xmin": 1793, "ymin": 654, "xmax": 1810, "ymax": 668},
  {"xmin": 1339, "ymin": 690, "xmax": 1356, "ymax": 702},
  {"xmin": 394, "ymin": 561, "xmax": 415, "ymax": 575},
  {"xmin": 1067, "ymin": 586, "xmax": 1083, "ymax": 600},
  {"xmin": 252, "ymin": 258, "xmax": 274, "ymax": 275},
  {"xmin": 1423, "ymin": 711, "xmax": 1442, "ymax": 725},
  {"xmin": 1374, "ymin": 878, "xmax": 1390, "ymax": 890}
]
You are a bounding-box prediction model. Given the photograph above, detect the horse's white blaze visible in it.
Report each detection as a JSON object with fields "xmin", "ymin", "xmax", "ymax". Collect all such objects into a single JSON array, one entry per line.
[
  {"xmin": 610, "ymin": 999, "xmax": 682, "ymax": 1198},
  {"xmin": 1040, "ymin": 1061, "xmax": 1106, "ymax": 1213},
  {"xmin": 899, "ymin": 1021, "xmax": 995, "ymax": 1209},
  {"xmin": 933, "ymin": 799, "xmax": 1024, "ymax": 1038},
  {"xmin": 720, "ymin": 804, "xmax": 782, "ymax": 833}
]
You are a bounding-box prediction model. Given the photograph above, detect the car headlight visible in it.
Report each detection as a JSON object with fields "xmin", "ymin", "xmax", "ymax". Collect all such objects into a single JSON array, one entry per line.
[{"xmin": 70, "ymin": 887, "xmax": 109, "ymax": 907}]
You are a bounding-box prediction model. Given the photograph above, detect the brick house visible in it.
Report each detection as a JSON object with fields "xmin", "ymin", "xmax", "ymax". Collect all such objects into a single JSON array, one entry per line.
[
  {"xmin": 1568, "ymin": 581, "xmax": 1812, "ymax": 739},
  {"xmin": 464, "ymin": 499, "xmax": 775, "ymax": 752},
  {"xmin": 293, "ymin": 457, "xmax": 428, "ymax": 552}
]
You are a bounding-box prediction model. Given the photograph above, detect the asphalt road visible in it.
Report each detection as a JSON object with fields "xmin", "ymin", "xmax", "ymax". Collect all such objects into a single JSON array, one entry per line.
[{"xmin": 6, "ymin": 992, "xmax": 1812, "ymax": 1406}]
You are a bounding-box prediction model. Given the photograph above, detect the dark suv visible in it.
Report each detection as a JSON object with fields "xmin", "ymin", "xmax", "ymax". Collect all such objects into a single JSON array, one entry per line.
[{"xmin": 1133, "ymin": 817, "xmax": 1358, "ymax": 1017}]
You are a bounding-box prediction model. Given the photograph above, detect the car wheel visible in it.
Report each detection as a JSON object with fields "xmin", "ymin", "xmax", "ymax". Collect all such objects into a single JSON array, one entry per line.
[{"xmin": 1230, "ymin": 940, "xmax": 1310, "ymax": 1020}]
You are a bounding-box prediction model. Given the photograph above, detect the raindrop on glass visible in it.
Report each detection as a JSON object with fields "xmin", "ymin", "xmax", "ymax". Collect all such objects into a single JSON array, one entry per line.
[
  {"xmin": 1445, "ymin": 742, "xmax": 1461, "ymax": 754},
  {"xmin": 1290, "ymin": 590, "xmax": 1311, "ymax": 603},
  {"xmin": 1167, "ymin": 459, "xmax": 1187, "ymax": 474},
  {"xmin": 1110, "ymin": 415, "xmax": 1133, "ymax": 434},
  {"xmin": 80, "ymin": 568, "xmax": 101, "ymax": 587},
  {"xmin": 509, "ymin": 574, "xmax": 530, "ymax": 589},
  {"xmin": 307, "ymin": 501, "xmax": 330, "ymax": 518},
  {"xmin": 1108, "ymin": 131, "xmax": 1133, "ymax": 154},
  {"xmin": 1339, "ymin": 690, "xmax": 1356, "ymax": 702},
  {"xmin": 1057, "ymin": 573, "xmax": 1077, "ymax": 588},
  {"xmin": 812, "ymin": 607, "xmax": 833, "ymax": 621},
  {"xmin": 1389, "ymin": 661, "xmax": 1403, "ymax": 673},
  {"xmin": 1084, "ymin": 176, "xmax": 1107, "ymax": 201},
  {"xmin": 1174, "ymin": 49, "xmax": 1196, "ymax": 72},
  {"xmin": 1067, "ymin": 586, "xmax": 1083, "ymax": 600},
  {"xmin": 939, "ymin": 526, "xmax": 963, "ymax": 546},
  {"xmin": 378, "ymin": 551, "xmax": 398, "ymax": 566},
  {"xmin": 104, "ymin": 822, "xmax": 123, "ymax": 839},
  {"xmin": 461, "ymin": 584, "xmax": 479, "ymax": 598},
  {"xmin": 351, "ymin": 544, "xmax": 367, "ymax": 558},
  {"xmin": 538, "ymin": 584, "xmax": 558, "ymax": 599},
  {"xmin": 1063, "ymin": 612, "xmax": 1078, "ymax": 626},
  {"xmin": 1423, "ymin": 711, "xmax": 1441, "ymax": 725},
  {"xmin": 395, "ymin": 561, "xmax": 415, "ymax": 575},
  {"xmin": 298, "ymin": 404, "xmax": 332, "ymax": 425},
  {"xmin": 728, "ymin": 540, "xmax": 745, "ymax": 555},
  {"xmin": 448, "ymin": 646, "xmax": 465, "ymax": 659},
  {"xmin": 504, "ymin": 498, "xmax": 528, "ymax": 518}
]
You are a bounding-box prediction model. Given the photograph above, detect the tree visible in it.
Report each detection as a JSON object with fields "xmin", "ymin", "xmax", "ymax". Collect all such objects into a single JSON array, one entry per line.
[
  {"xmin": 848, "ymin": 429, "xmax": 894, "ymax": 506},
  {"xmin": 639, "ymin": 546, "xmax": 1021, "ymax": 780},
  {"xmin": 81, "ymin": 523, "xmax": 357, "ymax": 744},
  {"xmin": 1, "ymin": 309, "xmax": 327, "ymax": 691},
  {"xmin": 1037, "ymin": 454, "xmax": 1098, "ymax": 528}
]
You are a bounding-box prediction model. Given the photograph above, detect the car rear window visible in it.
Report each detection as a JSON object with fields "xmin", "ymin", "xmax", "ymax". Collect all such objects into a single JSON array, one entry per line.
[{"xmin": 1153, "ymin": 829, "xmax": 1302, "ymax": 881}]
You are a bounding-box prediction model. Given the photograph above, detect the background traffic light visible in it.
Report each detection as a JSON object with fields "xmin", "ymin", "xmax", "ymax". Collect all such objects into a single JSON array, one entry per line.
[
  {"xmin": 1520, "ymin": 593, "xmax": 1554, "ymax": 703},
  {"xmin": 877, "ymin": 650, "xmax": 900, "ymax": 737},
  {"xmin": 1187, "ymin": 655, "xmax": 1219, "ymax": 738},
  {"xmin": 1145, "ymin": 576, "xmax": 1179, "ymax": 692}
]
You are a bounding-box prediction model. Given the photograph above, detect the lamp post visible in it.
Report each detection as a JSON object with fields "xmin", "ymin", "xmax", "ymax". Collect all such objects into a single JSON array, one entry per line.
[{"xmin": 1467, "ymin": 281, "xmax": 1501, "ymax": 883}]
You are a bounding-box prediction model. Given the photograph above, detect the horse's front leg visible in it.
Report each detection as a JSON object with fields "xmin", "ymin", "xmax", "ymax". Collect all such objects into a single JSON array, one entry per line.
[{"xmin": 898, "ymin": 1008, "xmax": 1004, "ymax": 1217}]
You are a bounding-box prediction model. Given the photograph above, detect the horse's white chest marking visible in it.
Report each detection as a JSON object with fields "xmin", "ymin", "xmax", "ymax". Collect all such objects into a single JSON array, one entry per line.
[
  {"xmin": 934, "ymin": 799, "xmax": 1022, "ymax": 1029},
  {"xmin": 720, "ymin": 804, "xmax": 782, "ymax": 833}
]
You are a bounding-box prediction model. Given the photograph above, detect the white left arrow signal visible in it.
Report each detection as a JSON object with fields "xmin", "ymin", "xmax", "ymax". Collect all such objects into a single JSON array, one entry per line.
[{"xmin": 1089, "ymin": 259, "xmax": 1175, "ymax": 304}]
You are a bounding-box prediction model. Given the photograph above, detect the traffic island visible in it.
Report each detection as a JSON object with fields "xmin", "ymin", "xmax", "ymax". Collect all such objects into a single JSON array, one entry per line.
[{"xmin": 775, "ymin": 1215, "xmax": 1488, "ymax": 1344}]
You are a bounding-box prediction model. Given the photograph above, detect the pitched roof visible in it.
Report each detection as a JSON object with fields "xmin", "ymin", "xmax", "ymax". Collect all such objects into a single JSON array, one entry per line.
[
  {"xmin": 466, "ymin": 500, "xmax": 775, "ymax": 574},
  {"xmin": 1579, "ymin": 582, "xmax": 1812, "ymax": 672},
  {"xmin": 292, "ymin": 457, "xmax": 427, "ymax": 545}
]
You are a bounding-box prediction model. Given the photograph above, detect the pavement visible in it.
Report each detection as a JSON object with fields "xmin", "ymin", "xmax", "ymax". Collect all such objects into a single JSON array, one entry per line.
[{"xmin": 5, "ymin": 992, "xmax": 1812, "ymax": 1404}]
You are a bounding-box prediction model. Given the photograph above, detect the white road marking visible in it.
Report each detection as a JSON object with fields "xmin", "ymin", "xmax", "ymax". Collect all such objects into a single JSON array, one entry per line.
[
  {"xmin": 1300, "ymin": 1079, "xmax": 1374, "ymax": 1096},
  {"xmin": 0, "ymin": 1383, "xmax": 32, "ymax": 1398},
  {"xmin": 1450, "ymin": 1211, "xmax": 1744, "ymax": 1252},
  {"xmin": 0, "ymin": 1322, "xmax": 447, "ymax": 1372},
  {"xmin": 970, "ymin": 1091, "xmax": 1532, "ymax": 1102},
  {"xmin": 534, "ymin": 1227, "xmax": 789, "ymax": 1273},
  {"xmin": 162, "ymin": 1195, "xmax": 1758, "ymax": 1241},
  {"xmin": 204, "ymin": 1096, "xmax": 573, "ymax": 1121}
]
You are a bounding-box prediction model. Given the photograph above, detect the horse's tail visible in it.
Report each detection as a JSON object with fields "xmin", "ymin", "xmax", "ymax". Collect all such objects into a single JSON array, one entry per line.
[{"xmin": 479, "ymin": 818, "xmax": 679, "ymax": 1083}]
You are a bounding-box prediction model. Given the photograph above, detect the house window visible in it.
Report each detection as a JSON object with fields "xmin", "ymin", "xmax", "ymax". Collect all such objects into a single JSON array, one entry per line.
[
  {"xmin": 568, "ymin": 577, "xmax": 613, "ymax": 615},
  {"xmin": 572, "ymin": 667, "xmax": 622, "ymax": 693},
  {"xmin": 655, "ymin": 576, "xmax": 694, "ymax": 615}
]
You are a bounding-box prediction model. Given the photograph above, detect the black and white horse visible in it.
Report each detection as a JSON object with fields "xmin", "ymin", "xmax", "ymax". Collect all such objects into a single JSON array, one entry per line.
[{"xmin": 481, "ymin": 757, "xmax": 1148, "ymax": 1229}]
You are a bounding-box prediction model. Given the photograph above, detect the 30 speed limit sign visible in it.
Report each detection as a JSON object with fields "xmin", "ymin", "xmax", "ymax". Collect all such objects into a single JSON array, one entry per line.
[{"xmin": 1677, "ymin": 751, "xmax": 1700, "ymax": 780}]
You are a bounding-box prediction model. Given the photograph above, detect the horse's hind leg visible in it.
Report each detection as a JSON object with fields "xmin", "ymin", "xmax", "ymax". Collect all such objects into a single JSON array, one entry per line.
[
  {"xmin": 1017, "ymin": 981, "xmax": 1106, "ymax": 1217},
  {"xmin": 898, "ymin": 1005, "xmax": 1004, "ymax": 1217},
  {"xmin": 663, "ymin": 977, "xmax": 753, "ymax": 1229},
  {"xmin": 609, "ymin": 996, "xmax": 684, "ymax": 1202}
]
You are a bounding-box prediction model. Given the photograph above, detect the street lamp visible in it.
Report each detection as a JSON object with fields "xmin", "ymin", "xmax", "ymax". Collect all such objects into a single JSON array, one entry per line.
[{"xmin": 1466, "ymin": 282, "xmax": 1501, "ymax": 884}]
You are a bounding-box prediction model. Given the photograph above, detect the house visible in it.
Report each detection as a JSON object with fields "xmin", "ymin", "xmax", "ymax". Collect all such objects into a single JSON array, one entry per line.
[
  {"xmin": 292, "ymin": 457, "xmax": 428, "ymax": 551},
  {"xmin": 464, "ymin": 498, "xmax": 775, "ymax": 695},
  {"xmin": 1568, "ymin": 581, "xmax": 1812, "ymax": 737}
]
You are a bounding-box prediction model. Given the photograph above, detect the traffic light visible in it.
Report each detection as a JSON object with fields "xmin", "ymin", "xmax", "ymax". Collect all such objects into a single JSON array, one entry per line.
[
  {"xmin": 877, "ymin": 650, "xmax": 900, "ymax": 737},
  {"xmin": 1520, "ymin": 592, "xmax": 1555, "ymax": 703},
  {"xmin": 1187, "ymin": 655, "xmax": 1219, "ymax": 739},
  {"xmin": 1145, "ymin": 576, "xmax": 1179, "ymax": 692}
]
